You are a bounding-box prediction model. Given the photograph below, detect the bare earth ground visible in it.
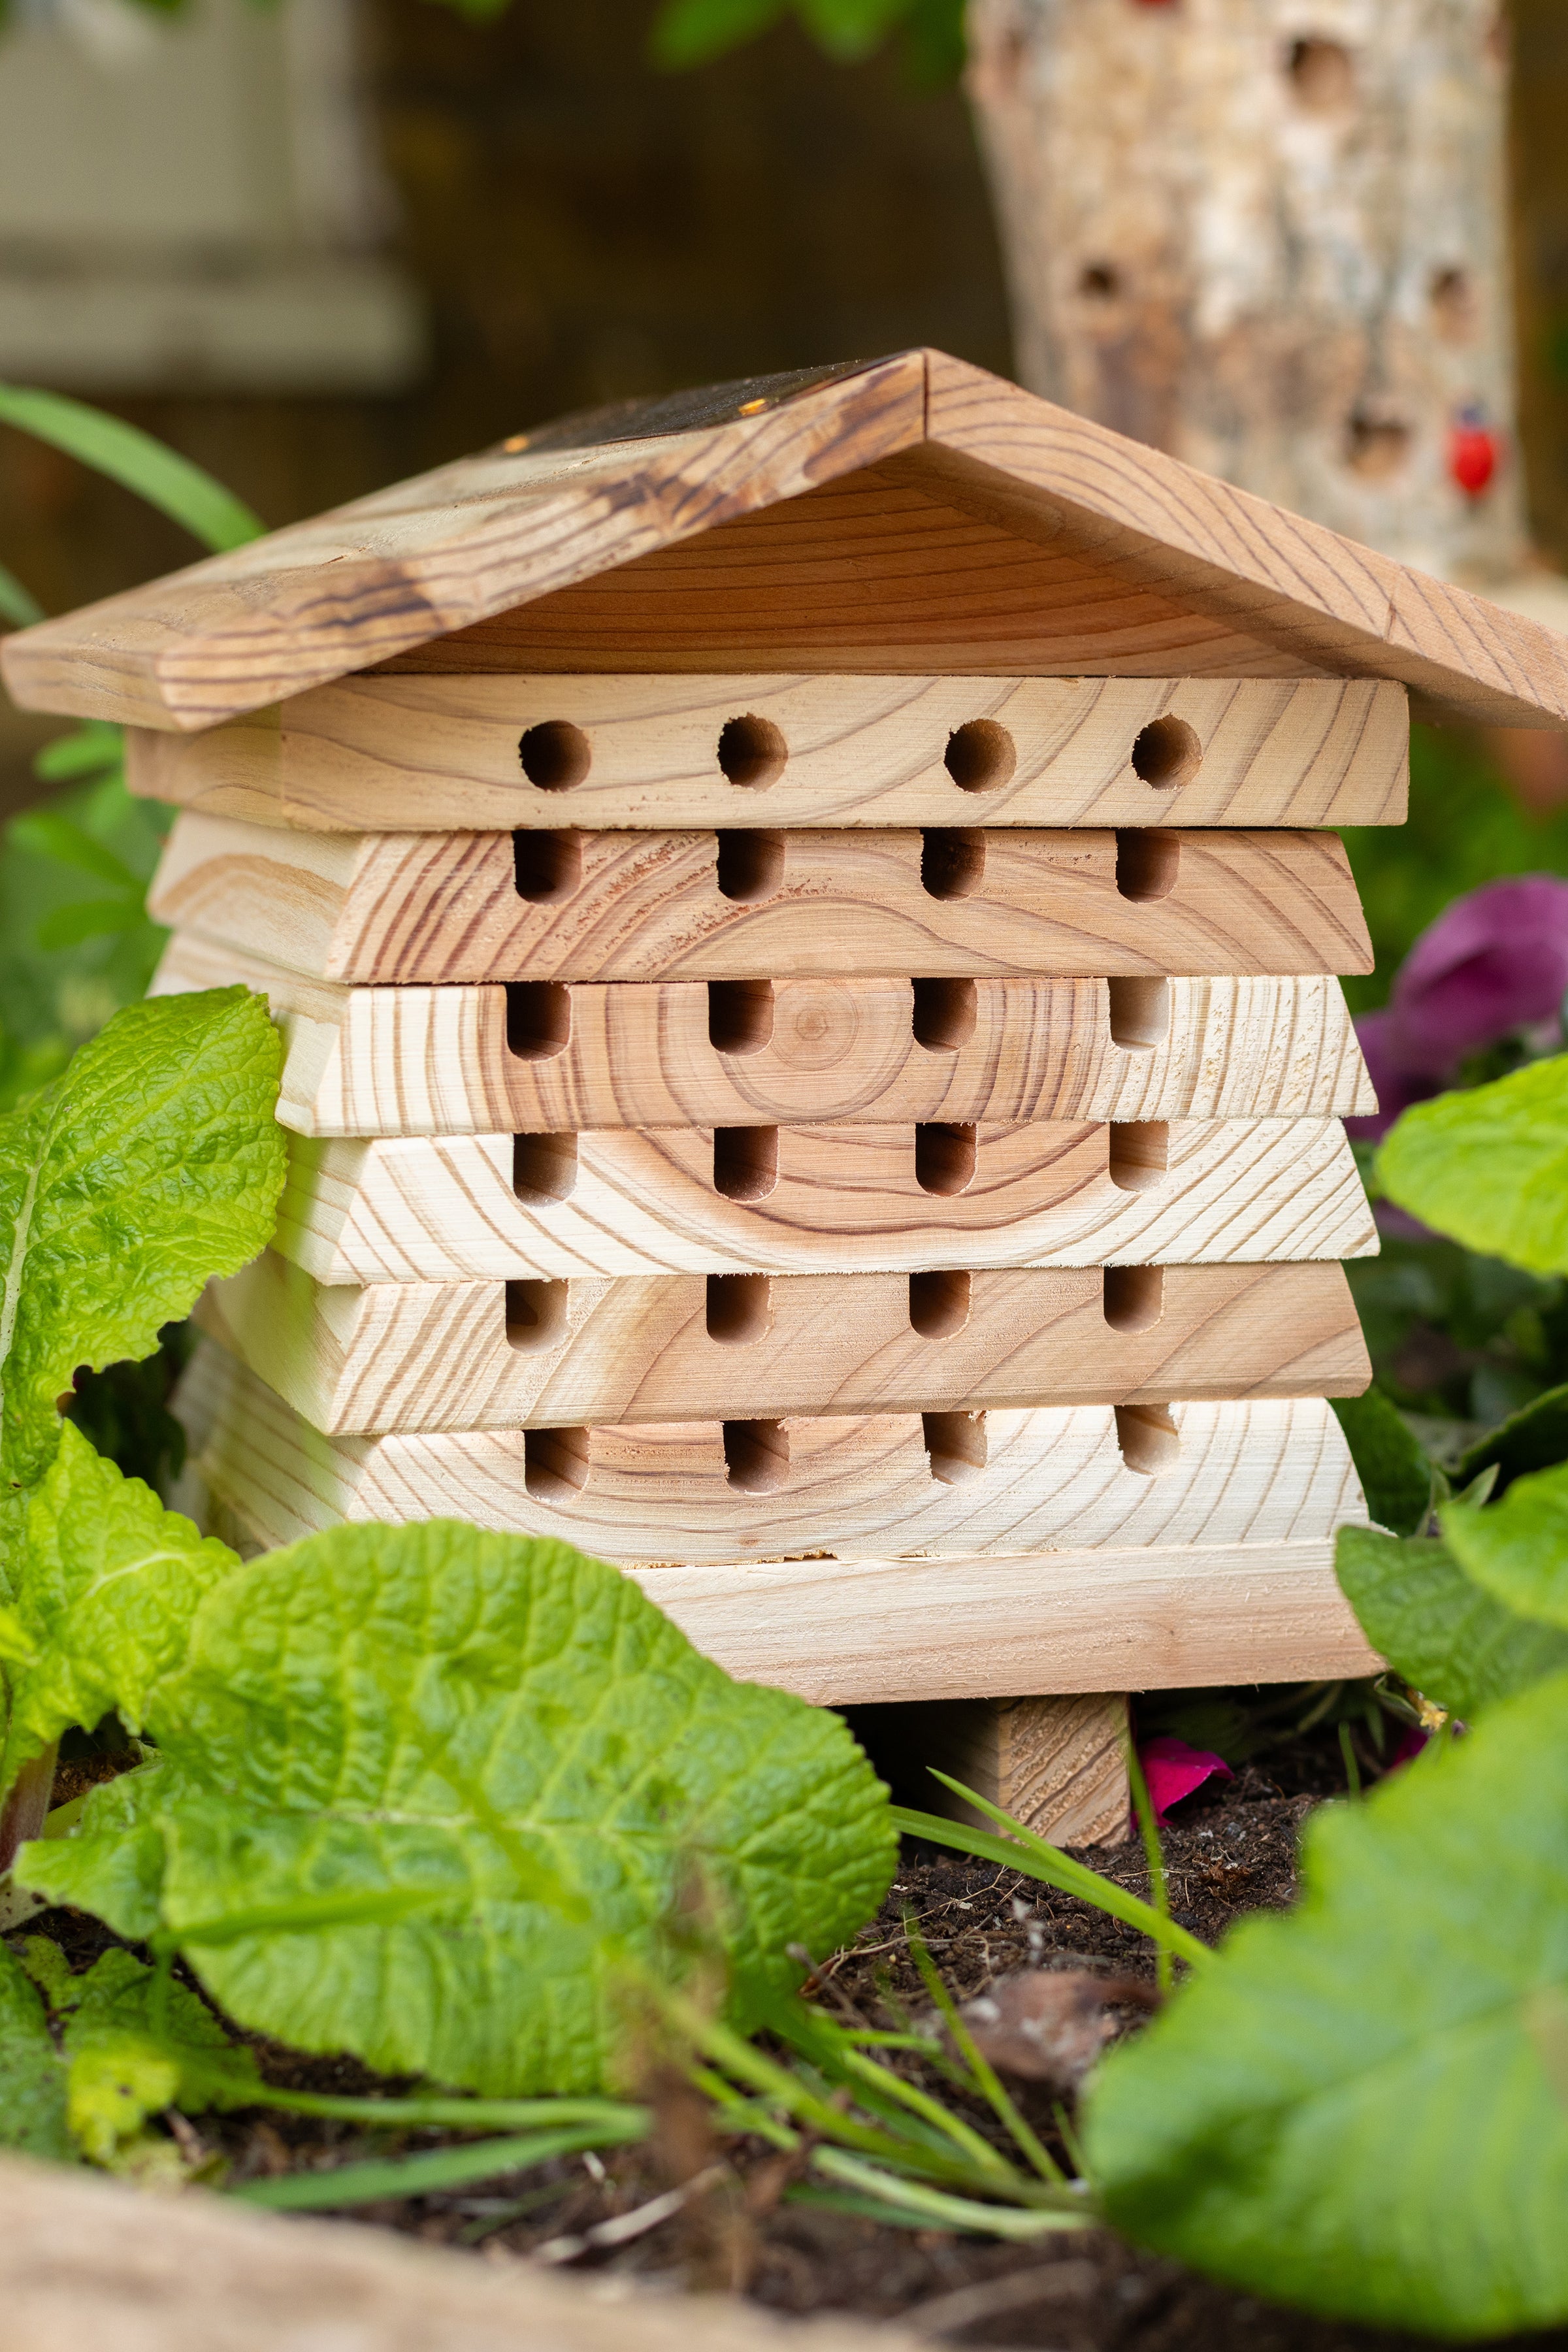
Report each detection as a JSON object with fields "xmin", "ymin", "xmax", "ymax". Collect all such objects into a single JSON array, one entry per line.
[{"xmin": 30, "ymin": 1740, "xmax": 1567, "ymax": 2352}]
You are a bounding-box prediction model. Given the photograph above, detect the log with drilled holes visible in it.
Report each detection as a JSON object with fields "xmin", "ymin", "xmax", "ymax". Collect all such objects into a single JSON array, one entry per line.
[
  {"xmin": 195, "ymin": 1254, "xmax": 1369, "ymax": 1434},
  {"xmin": 153, "ymin": 934, "xmax": 1375, "ymax": 1135},
  {"xmin": 127, "ymin": 672, "xmax": 1410, "ymax": 833},
  {"xmin": 148, "ymin": 811, "xmax": 1373, "ymax": 985}
]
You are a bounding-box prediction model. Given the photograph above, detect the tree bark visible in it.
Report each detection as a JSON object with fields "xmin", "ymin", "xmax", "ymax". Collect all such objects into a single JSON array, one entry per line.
[{"xmin": 965, "ymin": 0, "xmax": 1525, "ymax": 585}]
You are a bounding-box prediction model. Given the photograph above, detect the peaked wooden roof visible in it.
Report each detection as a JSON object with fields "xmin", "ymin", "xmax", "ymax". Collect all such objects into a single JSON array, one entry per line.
[{"xmin": 5, "ymin": 348, "xmax": 1567, "ymax": 732}]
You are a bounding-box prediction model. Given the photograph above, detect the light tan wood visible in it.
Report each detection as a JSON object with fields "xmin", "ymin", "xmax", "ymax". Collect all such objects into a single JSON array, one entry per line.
[
  {"xmin": 150, "ymin": 809, "xmax": 1373, "ymax": 983},
  {"xmin": 269, "ymin": 1117, "xmax": 1375, "ymax": 1284},
  {"xmin": 154, "ymin": 933, "xmax": 1377, "ymax": 1134},
  {"xmin": 129, "ymin": 673, "xmax": 1409, "ymax": 833},
  {"xmin": 0, "ymin": 2149, "xmax": 917, "ymax": 2352},
  {"xmin": 864, "ymin": 1693, "xmax": 1132, "ymax": 1845},
  {"xmin": 6, "ymin": 351, "xmax": 1567, "ymax": 732},
  {"xmin": 178, "ymin": 1341, "xmax": 1367, "ymax": 1568},
  {"xmin": 197, "ymin": 1254, "xmax": 1369, "ymax": 1434}
]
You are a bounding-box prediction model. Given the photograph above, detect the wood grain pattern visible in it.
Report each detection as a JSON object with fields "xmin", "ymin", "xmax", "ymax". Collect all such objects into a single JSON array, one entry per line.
[
  {"xmin": 150, "ymin": 811, "xmax": 1373, "ymax": 984},
  {"xmin": 197, "ymin": 1254, "xmax": 1369, "ymax": 1434},
  {"xmin": 272, "ymin": 1117, "xmax": 1375, "ymax": 1282},
  {"xmin": 154, "ymin": 934, "xmax": 1377, "ymax": 1134},
  {"xmin": 177, "ymin": 1341, "xmax": 1367, "ymax": 1565},
  {"xmin": 864, "ymin": 1694, "xmax": 1132, "ymax": 1844},
  {"xmin": 127, "ymin": 674, "xmax": 1409, "ymax": 832},
  {"xmin": 6, "ymin": 350, "xmax": 1566, "ymax": 733}
]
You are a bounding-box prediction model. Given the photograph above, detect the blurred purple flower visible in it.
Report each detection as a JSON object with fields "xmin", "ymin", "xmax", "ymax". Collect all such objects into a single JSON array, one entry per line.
[{"xmin": 1349, "ymin": 875, "xmax": 1568, "ymax": 1142}]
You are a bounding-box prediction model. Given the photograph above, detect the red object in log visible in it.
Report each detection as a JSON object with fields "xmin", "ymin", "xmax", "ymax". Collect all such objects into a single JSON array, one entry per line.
[{"xmin": 1450, "ymin": 412, "xmax": 1499, "ymax": 498}]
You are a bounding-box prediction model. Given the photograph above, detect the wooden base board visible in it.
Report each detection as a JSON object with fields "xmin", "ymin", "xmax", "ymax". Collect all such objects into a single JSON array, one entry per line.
[
  {"xmin": 177, "ymin": 1343, "xmax": 1367, "ymax": 1567},
  {"xmin": 155, "ymin": 931, "xmax": 1377, "ymax": 1135},
  {"xmin": 850, "ymin": 1693, "xmax": 1132, "ymax": 1844},
  {"xmin": 198, "ymin": 1254, "xmax": 1370, "ymax": 1434},
  {"xmin": 272, "ymin": 1117, "xmax": 1376, "ymax": 1283},
  {"xmin": 127, "ymin": 672, "xmax": 1409, "ymax": 833},
  {"xmin": 150, "ymin": 811, "xmax": 1372, "ymax": 985}
]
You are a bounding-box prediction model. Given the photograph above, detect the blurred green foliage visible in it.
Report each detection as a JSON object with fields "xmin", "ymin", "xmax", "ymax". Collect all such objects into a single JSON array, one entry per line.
[{"xmin": 649, "ymin": 0, "xmax": 965, "ymax": 80}]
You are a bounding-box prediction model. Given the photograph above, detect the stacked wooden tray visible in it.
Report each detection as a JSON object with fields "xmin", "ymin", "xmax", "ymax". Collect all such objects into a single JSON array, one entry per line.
[{"xmin": 144, "ymin": 671, "xmax": 1386, "ymax": 1744}]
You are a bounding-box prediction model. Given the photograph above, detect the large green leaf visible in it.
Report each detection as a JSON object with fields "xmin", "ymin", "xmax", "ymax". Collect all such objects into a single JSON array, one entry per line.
[
  {"xmin": 1378, "ymin": 1058, "xmax": 1568, "ymax": 1274},
  {"xmin": 0, "ymin": 1422, "xmax": 236, "ymax": 1798},
  {"xmin": 0, "ymin": 1939, "xmax": 72, "ymax": 2161},
  {"xmin": 1084, "ymin": 1674, "xmax": 1568, "ymax": 2338},
  {"xmin": 1330, "ymin": 1389, "xmax": 1431, "ymax": 1535},
  {"xmin": 1456, "ymin": 1380, "xmax": 1568, "ymax": 1494},
  {"xmin": 19, "ymin": 1521, "xmax": 896, "ymax": 2096},
  {"xmin": 0, "ymin": 385, "xmax": 264, "ymax": 554},
  {"xmin": 1442, "ymin": 1461, "xmax": 1568, "ymax": 1631},
  {"xmin": 1335, "ymin": 1523, "xmax": 1568, "ymax": 1718},
  {"xmin": 0, "ymin": 987, "xmax": 284, "ymax": 1504}
]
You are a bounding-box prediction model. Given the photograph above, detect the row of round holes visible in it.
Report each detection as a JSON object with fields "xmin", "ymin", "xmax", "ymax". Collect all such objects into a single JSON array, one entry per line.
[
  {"xmin": 520, "ymin": 1399, "xmax": 1176, "ymax": 1499},
  {"xmin": 518, "ymin": 713, "xmax": 1202, "ymax": 795}
]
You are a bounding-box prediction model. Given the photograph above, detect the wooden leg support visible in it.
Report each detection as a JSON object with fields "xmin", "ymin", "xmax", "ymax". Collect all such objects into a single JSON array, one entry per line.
[{"xmin": 847, "ymin": 1693, "xmax": 1131, "ymax": 1846}]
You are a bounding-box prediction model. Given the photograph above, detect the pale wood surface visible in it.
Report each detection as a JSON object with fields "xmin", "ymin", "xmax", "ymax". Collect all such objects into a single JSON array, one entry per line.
[
  {"xmin": 872, "ymin": 1693, "xmax": 1132, "ymax": 1845},
  {"xmin": 0, "ymin": 2151, "xmax": 913, "ymax": 2352},
  {"xmin": 178, "ymin": 1341, "xmax": 1367, "ymax": 1568},
  {"xmin": 150, "ymin": 809, "xmax": 1373, "ymax": 983},
  {"xmin": 129, "ymin": 673, "xmax": 1409, "ymax": 832},
  {"xmin": 155, "ymin": 934, "xmax": 1377, "ymax": 1135},
  {"xmin": 197, "ymin": 1254, "xmax": 1369, "ymax": 1433},
  {"xmin": 270, "ymin": 1118, "xmax": 1376, "ymax": 1283},
  {"xmin": 6, "ymin": 351, "xmax": 1567, "ymax": 732}
]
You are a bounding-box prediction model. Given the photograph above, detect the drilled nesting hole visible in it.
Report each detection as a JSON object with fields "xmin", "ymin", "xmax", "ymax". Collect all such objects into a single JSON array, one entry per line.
[
  {"xmin": 706, "ymin": 1272, "xmax": 772, "ymax": 1344},
  {"xmin": 1116, "ymin": 828, "xmax": 1180, "ymax": 902},
  {"xmin": 1115, "ymin": 1403, "xmax": 1181, "ymax": 1477},
  {"xmin": 1130, "ymin": 717, "xmax": 1201, "ymax": 791},
  {"xmin": 524, "ymin": 1426, "xmax": 590, "ymax": 1499},
  {"xmin": 512, "ymin": 830, "xmax": 583, "ymax": 904},
  {"xmin": 708, "ymin": 979, "xmax": 774, "ymax": 1056},
  {"xmin": 725, "ymin": 1418, "xmax": 789, "ymax": 1492},
  {"xmin": 714, "ymin": 1124, "xmax": 779, "ymax": 1201},
  {"xmin": 1286, "ymin": 35, "xmax": 1354, "ymax": 112},
  {"xmin": 1109, "ymin": 1120, "xmax": 1169, "ymax": 1193},
  {"xmin": 921, "ymin": 828, "xmax": 986, "ymax": 900},
  {"xmin": 910, "ymin": 1268, "xmax": 972, "ymax": 1339},
  {"xmin": 512, "ymin": 1130, "xmax": 578, "ymax": 1204},
  {"xmin": 718, "ymin": 714, "xmax": 787, "ymax": 789},
  {"xmin": 716, "ymin": 829, "xmax": 785, "ymax": 902},
  {"xmin": 1107, "ymin": 975, "xmax": 1171, "ymax": 1051},
  {"xmin": 944, "ymin": 719, "xmax": 1016, "ymax": 794},
  {"xmin": 913, "ymin": 977, "xmax": 977, "ymax": 1053},
  {"xmin": 1103, "ymin": 1264, "xmax": 1164, "ymax": 1333},
  {"xmin": 505, "ymin": 981, "xmax": 572, "ymax": 1060},
  {"xmin": 519, "ymin": 720, "xmax": 591, "ymax": 792},
  {"xmin": 916, "ymin": 1122, "xmax": 977, "ymax": 1196},
  {"xmin": 504, "ymin": 1277, "xmax": 569, "ymax": 1352},
  {"xmin": 924, "ymin": 1409, "xmax": 987, "ymax": 1484}
]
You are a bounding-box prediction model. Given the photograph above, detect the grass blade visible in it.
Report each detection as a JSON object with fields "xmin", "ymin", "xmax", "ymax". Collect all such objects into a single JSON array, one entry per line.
[
  {"xmin": 902, "ymin": 1911, "xmax": 1065, "ymax": 2185},
  {"xmin": 806, "ymin": 2148, "xmax": 1088, "ymax": 2238},
  {"xmin": 238, "ymin": 2088, "xmax": 649, "ymax": 2134},
  {"xmin": 1125, "ymin": 1737, "xmax": 1173, "ymax": 1995},
  {"xmin": 0, "ymin": 385, "xmax": 265, "ymax": 553},
  {"xmin": 230, "ymin": 2123, "xmax": 635, "ymax": 2211}
]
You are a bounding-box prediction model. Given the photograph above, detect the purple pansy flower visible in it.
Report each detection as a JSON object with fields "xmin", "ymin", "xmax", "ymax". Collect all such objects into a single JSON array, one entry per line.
[{"xmin": 1349, "ymin": 875, "xmax": 1568, "ymax": 1143}]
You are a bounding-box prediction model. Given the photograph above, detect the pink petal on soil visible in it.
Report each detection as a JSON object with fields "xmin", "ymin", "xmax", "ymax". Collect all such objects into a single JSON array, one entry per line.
[{"xmin": 1137, "ymin": 1736, "xmax": 1233, "ymax": 1823}]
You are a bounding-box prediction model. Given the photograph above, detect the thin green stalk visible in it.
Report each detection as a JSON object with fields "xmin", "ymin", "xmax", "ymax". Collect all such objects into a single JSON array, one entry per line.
[
  {"xmin": 807, "ymin": 2148, "xmax": 1088, "ymax": 2238},
  {"xmin": 0, "ymin": 556, "xmax": 44, "ymax": 629},
  {"xmin": 237, "ymin": 2087, "xmax": 650, "ymax": 2135},
  {"xmin": 902, "ymin": 1912, "xmax": 1065, "ymax": 2187},
  {"xmin": 231, "ymin": 2124, "xmax": 630, "ymax": 2212},
  {"xmin": 1126, "ymin": 1736, "xmax": 1173, "ymax": 1996},
  {"xmin": 893, "ymin": 1782, "xmax": 1211, "ymax": 1971},
  {"xmin": 836, "ymin": 2039, "xmax": 1019, "ymax": 2180},
  {"xmin": 0, "ymin": 385, "xmax": 265, "ymax": 552},
  {"xmin": 1339, "ymin": 1720, "xmax": 1363, "ymax": 1798}
]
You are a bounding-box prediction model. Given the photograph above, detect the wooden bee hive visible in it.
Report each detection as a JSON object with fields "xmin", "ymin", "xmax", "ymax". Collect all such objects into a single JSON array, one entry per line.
[{"xmin": 10, "ymin": 350, "xmax": 1568, "ymax": 1838}]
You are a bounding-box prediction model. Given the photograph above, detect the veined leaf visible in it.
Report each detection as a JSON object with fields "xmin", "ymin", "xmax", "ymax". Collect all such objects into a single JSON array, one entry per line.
[
  {"xmin": 19, "ymin": 1520, "xmax": 897, "ymax": 2096},
  {"xmin": 1084, "ymin": 1673, "xmax": 1568, "ymax": 2338},
  {"xmin": 1330, "ymin": 1389, "xmax": 1431, "ymax": 1535},
  {"xmin": 0, "ymin": 987, "xmax": 284, "ymax": 1503},
  {"xmin": 1443, "ymin": 1460, "xmax": 1568, "ymax": 1631},
  {"xmin": 0, "ymin": 1422, "xmax": 237, "ymax": 1797},
  {"xmin": 0, "ymin": 1938, "xmax": 72, "ymax": 2161},
  {"xmin": 0, "ymin": 385, "xmax": 264, "ymax": 554},
  {"xmin": 1378, "ymin": 1058, "xmax": 1568, "ymax": 1274},
  {"xmin": 1335, "ymin": 1523, "xmax": 1568, "ymax": 1718}
]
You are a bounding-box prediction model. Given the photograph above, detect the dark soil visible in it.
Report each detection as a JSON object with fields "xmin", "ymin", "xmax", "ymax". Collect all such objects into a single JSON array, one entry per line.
[{"xmin": 18, "ymin": 1737, "xmax": 1565, "ymax": 2352}]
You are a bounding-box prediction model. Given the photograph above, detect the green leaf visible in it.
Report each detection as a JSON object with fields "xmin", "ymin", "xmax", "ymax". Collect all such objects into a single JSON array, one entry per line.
[
  {"xmin": 0, "ymin": 1938, "xmax": 73, "ymax": 2161},
  {"xmin": 0, "ymin": 386, "xmax": 264, "ymax": 555},
  {"xmin": 1378, "ymin": 1058, "xmax": 1568, "ymax": 1274},
  {"xmin": 19, "ymin": 1521, "xmax": 896, "ymax": 2096},
  {"xmin": 796, "ymin": 0, "xmax": 909, "ymax": 59},
  {"xmin": 7, "ymin": 811, "xmax": 140, "ymax": 892},
  {"xmin": 1084, "ymin": 1673, "xmax": 1568, "ymax": 2338},
  {"xmin": 1443, "ymin": 1460, "xmax": 1568, "ymax": 1631},
  {"xmin": 1334, "ymin": 1522, "xmax": 1568, "ymax": 1718},
  {"xmin": 649, "ymin": 0, "xmax": 785, "ymax": 66},
  {"xmin": 35, "ymin": 902, "xmax": 148, "ymax": 953},
  {"xmin": 0, "ymin": 987, "xmax": 285, "ymax": 1500},
  {"xmin": 0, "ymin": 1421, "xmax": 237, "ymax": 1795},
  {"xmin": 1457, "ymin": 1379, "xmax": 1568, "ymax": 1494},
  {"xmin": 1330, "ymin": 1389, "xmax": 1431, "ymax": 1535},
  {"xmin": 31, "ymin": 723, "xmax": 124, "ymax": 786},
  {"xmin": 0, "ymin": 557, "xmax": 44, "ymax": 630}
]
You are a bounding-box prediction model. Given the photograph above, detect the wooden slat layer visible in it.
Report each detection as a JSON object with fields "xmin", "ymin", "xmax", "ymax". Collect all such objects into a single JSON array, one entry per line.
[
  {"xmin": 196, "ymin": 1254, "xmax": 1369, "ymax": 1434},
  {"xmin": 178, "ymin": 1341, "xmax": 1368, "ymax": 1565},
  {"xmin": 128, "ymin": 674, "xmax": 1409, "ymax": 833},
  {"xmin": 273, "ymin": 1119, "xmax": 1376, "ymax": 1283},
  {"xmin": 154, "ymin": 934, "xmax": 1377, "ymax": 1134},
  {"xmin": 150, "ymin": 811, "xmax": 1372, "ymax": 984}
]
